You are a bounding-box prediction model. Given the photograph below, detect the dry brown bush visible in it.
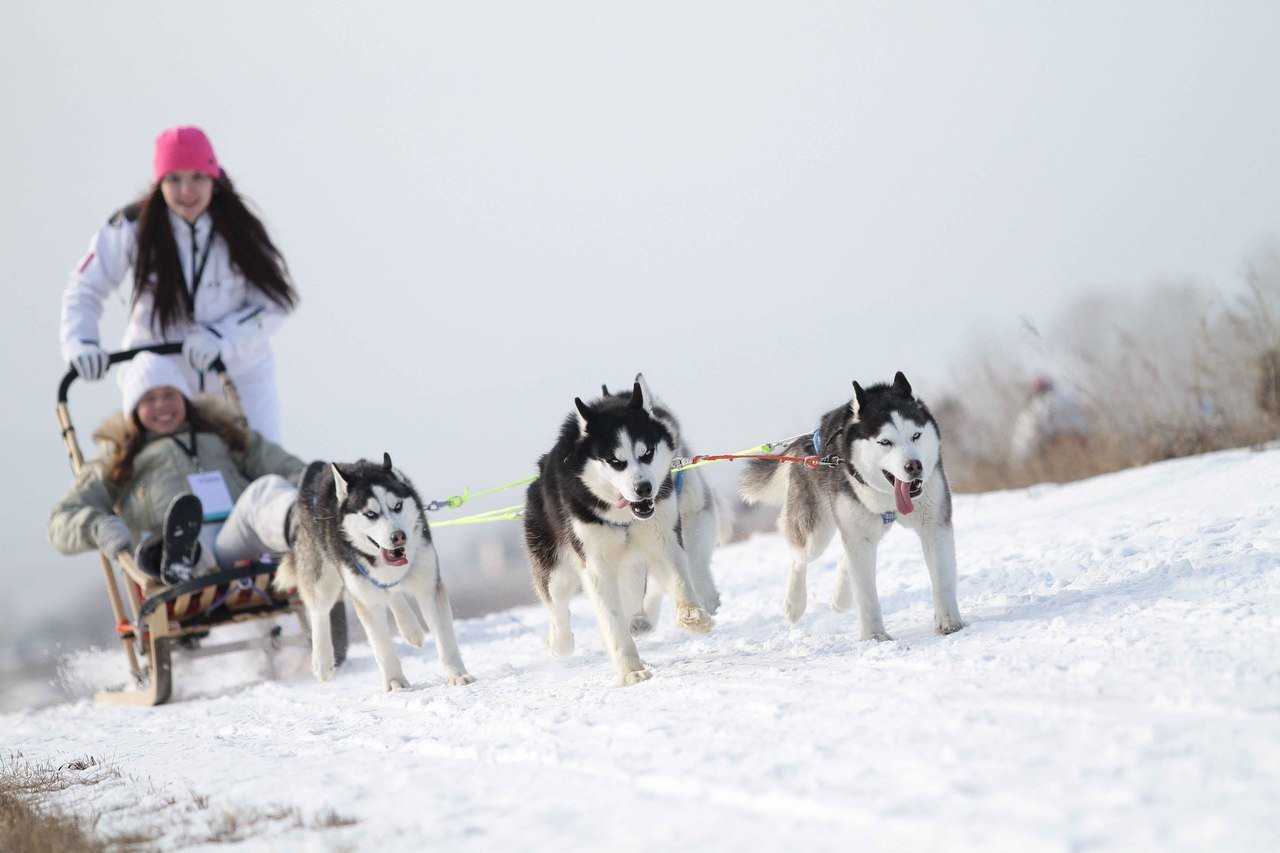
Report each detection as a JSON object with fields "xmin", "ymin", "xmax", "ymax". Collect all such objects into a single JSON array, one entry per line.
[
  {"xmin": 1, "ymin": 752, "xmax": 357, "ymax": 851},
  {"xmin": 939, "ymin": 250, "xmax": 1280, "ymax": 492}
]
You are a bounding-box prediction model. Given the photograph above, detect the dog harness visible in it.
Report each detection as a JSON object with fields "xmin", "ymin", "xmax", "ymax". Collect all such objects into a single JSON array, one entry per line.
[
  {"xmin": 815, "ymin": 427, "xmax": 895, "ymax": 526},
  {"xmin": 350, "ymin": 558, "xmax": 411, "ymax": 590}
]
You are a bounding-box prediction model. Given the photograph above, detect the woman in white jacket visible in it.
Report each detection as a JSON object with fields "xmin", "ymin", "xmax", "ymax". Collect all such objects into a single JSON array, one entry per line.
[{"xmin": 61, "ymin": 126, "xmax": 297, "ymax": 441}]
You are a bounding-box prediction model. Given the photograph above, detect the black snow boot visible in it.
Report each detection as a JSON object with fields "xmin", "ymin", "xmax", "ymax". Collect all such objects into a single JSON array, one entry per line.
[{"xmin": 159, "ymin": 494, "xmax": 204, "ymax": 585}]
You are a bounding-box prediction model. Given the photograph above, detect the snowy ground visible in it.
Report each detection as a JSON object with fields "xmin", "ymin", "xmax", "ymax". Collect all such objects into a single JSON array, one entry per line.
[{"xmin": 4, "ymin": 447, "xmax": 1279, "ymax": 851}]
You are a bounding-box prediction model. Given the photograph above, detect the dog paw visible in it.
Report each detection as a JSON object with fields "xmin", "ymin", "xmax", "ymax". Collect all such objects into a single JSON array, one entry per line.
[
  {"xmin": 783, "ymin": 592, "xmax": 808, "ymax": 624},
  {"xmin": 384, "ymin": 675, "xmax": 410, "ymax": 692},
  {"xmin": 630, "ymin": 615, "xmax": 653, "ymax": 635},
  {"xmin": 446, "ymin": 672, "xmax": 476, "ymax": 687},
  {"xmin": 621, "ymin": 668, "xmax": 653, "ymax": 686},
  {"xmin": 547, "ymin": 628, "xmax": 575, "ymax": 657},
  {"xmin": 312, "ymin": 656, "xmax": 335, "ymax": 682},
  {"xmin": 676, "ymin": 604, "xmax": 714, "ymax": 634},
  {"xmin": 861, "ymin": 629, "xmax": 894, "ymax": 642},
  {"xmin": 936, "ymin": 616, "xmax": 966, "ymax": 636}
]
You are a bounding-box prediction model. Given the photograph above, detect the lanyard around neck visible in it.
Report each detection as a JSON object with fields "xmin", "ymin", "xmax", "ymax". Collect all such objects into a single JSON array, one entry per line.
[
  {"xmin": 183, "ymin": 220, "xmax": 216, "ymax": 300},
  {"xmin": 169, "ymin": 425, "xmax": 200, "ymax": 465}
]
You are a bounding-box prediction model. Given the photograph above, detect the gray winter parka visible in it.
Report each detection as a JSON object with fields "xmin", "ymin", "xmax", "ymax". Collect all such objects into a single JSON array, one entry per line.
[{"xmin": 48, "ymin": 397, "xmax": 305, "ymax": 555}]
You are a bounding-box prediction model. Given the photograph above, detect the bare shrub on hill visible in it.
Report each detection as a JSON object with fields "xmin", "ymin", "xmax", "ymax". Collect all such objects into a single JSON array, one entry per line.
[{"xmin": 940, "ymin": 250, "xmax": 1280, "ymax": 492}]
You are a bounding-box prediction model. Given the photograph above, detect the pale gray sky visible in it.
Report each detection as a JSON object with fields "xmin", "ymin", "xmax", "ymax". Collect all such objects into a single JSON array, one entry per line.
[{"xmin": 2, "ymin": 1, "xmax": 1277, "ymax": 640}]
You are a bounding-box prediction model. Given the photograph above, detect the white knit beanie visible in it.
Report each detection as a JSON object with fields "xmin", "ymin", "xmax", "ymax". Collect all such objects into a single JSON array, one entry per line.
[{"xmin": 120, "ymin": 353, "xmax": 194, "ymax": 419}]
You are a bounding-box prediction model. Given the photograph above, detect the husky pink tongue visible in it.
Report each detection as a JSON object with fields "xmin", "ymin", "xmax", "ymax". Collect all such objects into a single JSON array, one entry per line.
[{"xmin": 893, "ymin": 478, "xmax": 915, "ymax": 515}]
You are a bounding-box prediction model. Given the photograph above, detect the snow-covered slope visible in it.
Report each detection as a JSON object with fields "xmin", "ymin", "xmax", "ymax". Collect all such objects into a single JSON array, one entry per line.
[{"xmin": 6, "ymin": 448, "xmax": 1279, "ymax": 851}]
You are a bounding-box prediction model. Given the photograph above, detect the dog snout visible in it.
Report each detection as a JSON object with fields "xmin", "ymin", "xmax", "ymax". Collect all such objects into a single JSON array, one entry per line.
[
  {"xmin": 903, "ymin": 459, "xmax": 923, "ymax": 479},
  {"xmin": 634, "ymin": 481, "xmax": 653, "ymax": 499},
  {"xmin": 390, "ymin": 529, "xmax": 407, "ymax": 547}
]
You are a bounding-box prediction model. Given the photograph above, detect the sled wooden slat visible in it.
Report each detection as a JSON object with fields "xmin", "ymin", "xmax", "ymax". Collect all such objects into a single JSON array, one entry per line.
[{"xmin": 197, "ymin": 584, "xmax": 218, "ymax": 613}]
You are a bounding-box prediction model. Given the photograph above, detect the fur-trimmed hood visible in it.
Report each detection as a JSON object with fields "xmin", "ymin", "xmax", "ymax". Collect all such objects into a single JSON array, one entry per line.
[{"xmin": 92, "ymin": 394, "xmax": 249, "ymax": 456}]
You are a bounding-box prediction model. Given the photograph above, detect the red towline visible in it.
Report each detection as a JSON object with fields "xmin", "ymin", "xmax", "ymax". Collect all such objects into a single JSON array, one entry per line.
[{"xmin": 680, "ymin": 452, "xmax": 843, "ymax": 470}]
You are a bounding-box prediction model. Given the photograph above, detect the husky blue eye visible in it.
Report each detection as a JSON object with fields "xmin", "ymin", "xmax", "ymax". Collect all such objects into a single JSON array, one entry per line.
[
  {"xmin": 911, "ymin": 432, "xmax": 922, "ymax": 441},
  {"xmin": 878, "ymin": 439, "xmax": 893, "ymax": 447},
  {"xmin": 607, "ymin": 458, "xmax": 627, "ymax": 471},
  {"xmin": 393, "ymin": 501, "xmax": 403, "ymax": 513},
  {"xmin": 364, "ymin": 510, "xmax": 378, "ymax": 520},
  {"xmin": 639, "ymin": 449, "xmax": 654, "ymax": 463}
]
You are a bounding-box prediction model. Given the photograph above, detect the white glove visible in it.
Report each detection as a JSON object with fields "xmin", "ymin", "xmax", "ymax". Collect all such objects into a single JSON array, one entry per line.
[
  {"xmin": 69, "ymin": 342, "xmax": 109, "ymax": 382},
  {"xmin": 183, "ymin": 327, "xmax": 223, "ymax": 372},
  {"xmin": 92, "ymin": 515, "xmax": 133, "ymax": 557}
]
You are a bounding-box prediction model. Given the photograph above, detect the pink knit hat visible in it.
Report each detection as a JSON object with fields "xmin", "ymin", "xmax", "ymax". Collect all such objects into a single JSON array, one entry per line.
[{"xmin": 153, "ymin": 126, "xmax": 221, "ymax": 181}]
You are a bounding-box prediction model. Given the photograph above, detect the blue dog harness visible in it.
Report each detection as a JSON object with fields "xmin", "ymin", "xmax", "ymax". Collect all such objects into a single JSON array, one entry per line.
[{"xmin": 814, "ymin": 426, "xmax": 895, "ymax": 527}]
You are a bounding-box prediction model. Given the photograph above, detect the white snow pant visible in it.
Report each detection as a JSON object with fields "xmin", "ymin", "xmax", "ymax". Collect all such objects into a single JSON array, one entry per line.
[
  {"xmin": 189, "ymin": 355, "xmax": 283, "ymax": 443},
  {"xmin": 208, "ymin": 475, "xmax": 297, "ymax": 567}
]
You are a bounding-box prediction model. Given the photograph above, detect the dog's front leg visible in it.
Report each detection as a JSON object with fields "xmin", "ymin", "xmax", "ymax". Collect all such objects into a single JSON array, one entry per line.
[
  {"xmin": 411, "ymin": 572, "xmax": 475, "ymax": 686},
  {"xmin": 841, "ymin": 534, "xmax": 892, "ymax": 641},
  {"xmin": 388, "ymin": 594, "xmax": 426, "ymax": 647},
  {"xmin": 350, "ymin": 595, "xmax": 409, "ymax": 691},
  {"xmin": 639, "ymin": 570, "xmax": 663, "ymax": 631},
  {"xmin": 647, "ymin": 537, "xmax": 714, "ymax": 635},
  {"xmin": 579, "ymin": 559, "xmax": 651, "ymax": 686},
  {"xmin": 617, "ymin": 560, "xmax": 652, "ymax": 635},
  {"xmin": 918, "ymin": 523, "xmax": 965, "ymax": 635}
]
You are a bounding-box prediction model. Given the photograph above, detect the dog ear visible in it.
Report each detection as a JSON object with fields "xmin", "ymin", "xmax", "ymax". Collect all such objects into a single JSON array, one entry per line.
[
  {"xmin": 331, "ymin": 463, "xmax": 349, "ymax": 503},
  {"xmin": 850, "ymin": 381, "xmax": 866, "ymax": 421},
  {"xmin": 382, "ymin": 452, "xmax": 393, "ymax": 472},
  {"xmin": 600, "ymin": 384, "xmax": 611, "ymax": 397},
  {"xmin": 574, "ymin": 397, "xmax": 593, "ymax": 434},
  {"xmin": 892, "ymin": 371, "xmax": 913, "ymax": 398},
  {"xmin": 631, "ymin": 372, "xmax": 654, "ymax": 414}
]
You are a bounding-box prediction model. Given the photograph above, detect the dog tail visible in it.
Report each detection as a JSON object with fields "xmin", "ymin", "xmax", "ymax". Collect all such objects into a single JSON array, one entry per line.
[
  {"xmin": 272, "ymin": 552, "xmax": 298, "ymax": 594},
  {"xmin": 740, "ymin": 458, "xmax": 789, "ymax": 506}
]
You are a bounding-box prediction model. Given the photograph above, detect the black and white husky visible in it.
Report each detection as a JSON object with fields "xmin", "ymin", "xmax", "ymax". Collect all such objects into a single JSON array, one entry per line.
[
  {"xmin": 600, "ymin": 382, "xmax": 723, "ymax": 628},
  {"xmin": 524, "ymin": 375, "xmax": 716, "ymax": 686},
  {"xmin": 275, "ymin": 454, "xmax": 474, "ymax": 691},
  {"xmin": 741, "ymin": 373, "xmax": 965, "ymax": 639}
]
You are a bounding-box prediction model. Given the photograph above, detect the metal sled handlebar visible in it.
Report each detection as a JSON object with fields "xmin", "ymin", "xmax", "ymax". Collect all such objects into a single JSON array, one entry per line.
[{"xmin": 57, "ymin": 342, "xmax": 227, "ymax": 404}]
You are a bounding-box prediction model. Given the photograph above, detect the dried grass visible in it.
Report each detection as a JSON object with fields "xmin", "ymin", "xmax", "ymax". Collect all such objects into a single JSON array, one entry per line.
[
  {"xmin": 1, "ymin": 752, "xmax": 356, "ymax": 850},
  {"xmin": 940, "ymin": 250, "xmax": 1280, "ymax": 492}
]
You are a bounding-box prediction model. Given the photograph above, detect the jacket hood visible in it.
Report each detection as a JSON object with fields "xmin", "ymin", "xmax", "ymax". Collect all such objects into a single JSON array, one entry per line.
[{"xmin": 92, "ymin": 395, "xmax": 248, "ymax": 455}]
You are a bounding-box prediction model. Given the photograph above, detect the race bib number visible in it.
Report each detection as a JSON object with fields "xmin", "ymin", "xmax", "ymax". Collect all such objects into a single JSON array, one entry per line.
[{"xmin": 186, "ymin": 471, "xmax": 234, "ymax": 522}]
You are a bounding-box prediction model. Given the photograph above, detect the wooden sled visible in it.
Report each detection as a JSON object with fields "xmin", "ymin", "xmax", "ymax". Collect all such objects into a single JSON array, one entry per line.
[{"xmin": 57, "ymin": 343, "xmax": 347, "ymax": 706}]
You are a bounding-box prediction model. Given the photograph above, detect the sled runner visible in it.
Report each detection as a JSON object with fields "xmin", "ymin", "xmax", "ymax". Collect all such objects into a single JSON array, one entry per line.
[{"xmin": 57, "ymin": 343, "xmax": 347, "ymax": 707}]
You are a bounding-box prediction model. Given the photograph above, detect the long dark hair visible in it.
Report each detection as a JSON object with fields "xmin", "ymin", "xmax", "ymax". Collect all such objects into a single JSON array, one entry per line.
[{"xmin": 131, "ymin": 172, "xmax": 298, "ymax": 337}]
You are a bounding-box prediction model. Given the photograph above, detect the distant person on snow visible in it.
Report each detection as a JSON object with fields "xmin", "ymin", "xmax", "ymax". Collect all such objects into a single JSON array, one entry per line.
[
  {"xmin": 1010, "ymin": 375, "xmax": 1090, "ymax": 464},
  {"xmin": 49, "ymin": 353, "xmax": 304, "ymax": 585},
  {"xmin": 60, "ymin": 126, "xmax": 297, "ymax": 441}
]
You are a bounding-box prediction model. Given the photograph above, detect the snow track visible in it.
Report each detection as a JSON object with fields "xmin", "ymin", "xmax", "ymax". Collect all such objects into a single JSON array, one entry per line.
[{"xmin": 6, "ymin": 448, "xmax": 1279, "ymax": 851}]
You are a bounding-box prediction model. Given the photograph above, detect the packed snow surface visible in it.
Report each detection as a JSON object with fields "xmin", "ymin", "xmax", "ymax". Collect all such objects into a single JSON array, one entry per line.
[{"xmin": 5, "ymin": 448, "xmax": 1279, "ymax": 851}]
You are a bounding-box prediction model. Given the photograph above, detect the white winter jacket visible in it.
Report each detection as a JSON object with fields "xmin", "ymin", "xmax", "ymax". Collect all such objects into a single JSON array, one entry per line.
[{"xmin": 60, "ymin": 205, "xmax": 288, "ymax": 373}]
